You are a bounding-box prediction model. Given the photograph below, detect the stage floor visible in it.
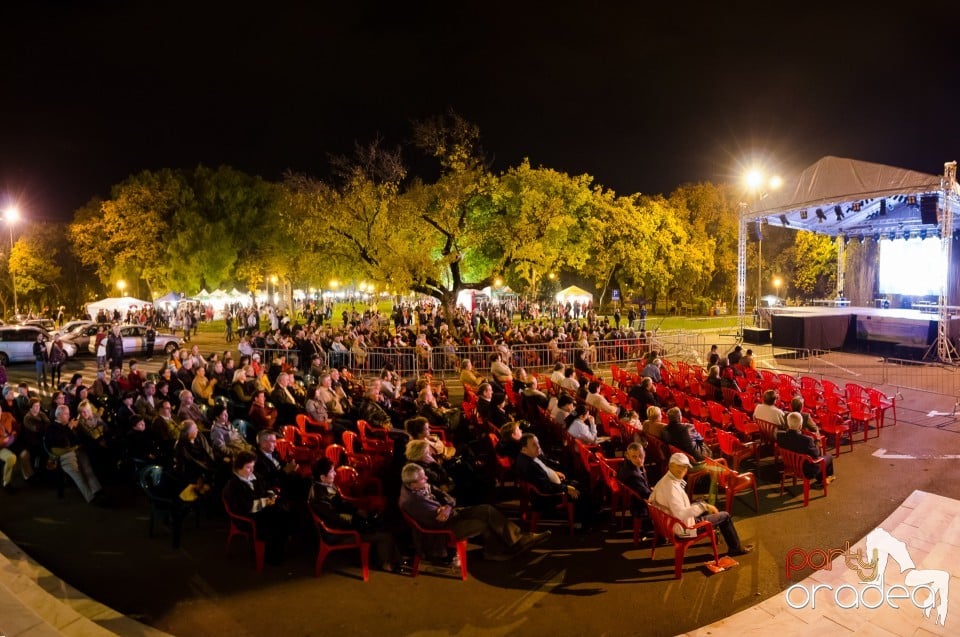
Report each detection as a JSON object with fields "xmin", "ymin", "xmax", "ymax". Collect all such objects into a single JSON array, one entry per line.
[{"xmin": 770, "ymin": 305, "xmax": 945, "ymax": 320}]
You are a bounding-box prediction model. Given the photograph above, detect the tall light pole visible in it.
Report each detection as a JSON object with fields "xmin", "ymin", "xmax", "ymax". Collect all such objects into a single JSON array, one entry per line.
[
  {"xmin": 743, "ymin": 169, "xmax": 783, "ymax": 309},
  {"xmin": 4, "ymin": 207, "xmax": 20, "ymax": 316}
]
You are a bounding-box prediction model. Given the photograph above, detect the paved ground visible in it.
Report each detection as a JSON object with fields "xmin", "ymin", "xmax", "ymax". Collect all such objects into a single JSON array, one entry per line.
[{"xmin": 2, "ymin": 327, "xmax": 960, "ymax": 637}]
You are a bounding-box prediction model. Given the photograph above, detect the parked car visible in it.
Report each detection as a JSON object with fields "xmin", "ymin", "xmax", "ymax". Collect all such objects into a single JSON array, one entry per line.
[
  {"xmin": 60, "ymin": 322, "xmax": 113, "ymax": 353},
  {"xmin": 52, "ymin": 319, "xmax": 93, "ymax": 339},
  {"xmin": 23, "ymin": 318, "xmax": 57, "ymax": 332},
  {"xmin": 0, "ymin": 326, "xmax": 78, "ymax": 365},
  {"xmin": 86, "ymin": 324, "xmax": 183, "ymax": 357}
]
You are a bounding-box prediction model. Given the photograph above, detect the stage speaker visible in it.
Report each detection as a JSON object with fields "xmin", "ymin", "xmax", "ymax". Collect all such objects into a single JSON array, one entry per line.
[
  {"xmin": 743, "ymin": 327, "xmax": 771, "ymax": 345},
  {"xmin": 921, "ymin": 195, "xmax": 939, "ymax": 224},
  {"xmin": 748, "ymin": 221, "xmax": 762, "ymax": 241}
]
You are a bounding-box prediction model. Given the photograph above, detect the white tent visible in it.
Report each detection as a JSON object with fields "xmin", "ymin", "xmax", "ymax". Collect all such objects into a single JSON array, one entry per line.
[
  {"xmin": 555, "ymin": 285, "xmax": 594, "ymax": 305},
  {"xmin": 86, "ymin": 296, "xmax": 151, "ymax": 317}
]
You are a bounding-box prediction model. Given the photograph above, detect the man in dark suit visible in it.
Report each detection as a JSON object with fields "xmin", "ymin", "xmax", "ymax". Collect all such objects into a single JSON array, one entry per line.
[
  {"xmin": 253, "ymin": 429, "xmax": 303, "ymax": 497},
  {"xmin": 628, "ymin": 377, "xmax": 660, "ymax": 416},
  {"xmin": 398, "ymin": 463, "xmax": 548, "ymax": 561},
  {"xmin": 661, "ymin": 407, "xmax": 707, "ymax": 464},
  {"xmin": 777, "ymin": 412, "xmax": 835, "ymax": 484},
  {"xmin": 617, "ymin": 442, "xmax": 651, "ymax": 516}
]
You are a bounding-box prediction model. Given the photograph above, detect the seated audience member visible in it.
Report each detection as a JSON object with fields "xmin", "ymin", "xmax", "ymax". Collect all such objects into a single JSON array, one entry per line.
[
  {"xmin": 405, "ymin": 438, "xmax": 454, "ymax": 493},
  {"xmin": 661, "ymin": 407, "xmax": 707, "ymax": 463},
  {"xmin": 520, "ymin": 376, "xmax": 549, "ymax": 413},
  {"xmin": 0, "ymin": 401, "xmax": 33, "ymax": 488},
  {"xmin": 357, "ymin": 380, "xmax": 407, "ymax": 442},
  {"xmin": 21, "ymin": 398, "xmax": 49, "ymax": 475},
  {"xmin": 269, "ymin": 372, "xmax": 304, "ymax": 426},
  {"xmin": 459, "ymin": 359, "xmax": 484, "ymax": 395},
  {"xmin": 417, "ymin": 383, "xmax": 458, "ymax": 430},
  {"xmin": 209, "ymin": 405, "xmax": 253, "ymax": 461},
  {"xmin": 177, "ymin": 390, "xmax": 209, "ymax": 429},
  {"xmin": 551, "ymin": 394, "xmax": 575, "ymax": 427},
  {"xmin": 309, "ymin": 458, "xmax": 402, "ymax": 571},
  {"xmin": 727, "ymin": 345, "xmax": 744, "ymax": 366},
  {"xmin": 44, "ymin": 405, "xmax": 105, "ymax": 505},
  {"xmin": 705, "ymin": 365, "xmax": 723, "ymax": 401},
  {"xmin": 640, "ymin": 358, "xmax": 663, "ymax": 384},
  {"xmin": 475, "ymin": 382, "xmax": 495, "ymax": 424},
  {"xmin": 489, "ymin": 353, "xmax": 514, "ymax": 394},
  {"xmin": 191, "ymin": 366, "xmax": 218, "ymax": 406},
  {"xmin": 405, "ymin": 416, "xmax": 451, "ymax": 460},
  {"xmin": 231, "ymin": 369, "xmax": 255, "ymax": 405},
  {"xmin": 584, "ymin": 381, "xmax": 619, "ymax": 416},
  {"xmin": 173, "ymin": 419, "xmax": 216, "ymax": 493},
  {"xmin": 753, "ymin": 389, "xmax": 786, "ymax": 428},
  {"xmin": 486, "ymin": 393, "xmax": 511, "ymax": 429},
  {"xmin": 496, "ymin": 422, "xmax": 523, "ymax": 459},
  {"xmin": 123, "ymin": 415, "xmax": 162, "ymax": 466},
  {"xmin": 790, "ymin": 397, "xmax": 820, "ymax": 434},
  {"xmin": 565, "ymin": 404, "xmax": 600, "ymax": 445},
  {"xmin": 398, "ymin": 462, "xmax": 548, "ymax": 562},
  {"xmin": 650, "ymin": 452, "xmax": 752, "ymax": 556},
  {"xmin": 642, "ymin": 406, "xmax": 666, "ymax": 439},
  {"xmin": 254, "ymin": 428, "xmax": 304, "ymax": 498},
  {"xmin": 222, "ymin": 450, "xmax": 292, "ymax": 566},
  {"xmin": 628, "ymin": 377, "xmax": 660, "ymax": 416},
  {"xmin": 548, "ymin": 362, "xmax": 566, "ymax": 388},
  {"xmin": 134, "ymin": 382, "xmax": 159, "ymax": 420},
  {"xmin": 514, "ymin": 433, "xmax": 582, "ymax": 510},
  {"xmin": 304, "ymin": 384, "xmax": 329, "ymax": 424},
  {"xmin": 248, "ymin": 390, "xmax": 279, "ymax": 432},
  {"xmin": 777, "ymin": 412, "xmax": 835, "ymax": 485},
  {"xmin": 559, "ymin": 367, "xmax": 579, "ymax": 394},
  {"xmin": 617, "ymin": 442, "xmax": 652, "ymax": 532}
]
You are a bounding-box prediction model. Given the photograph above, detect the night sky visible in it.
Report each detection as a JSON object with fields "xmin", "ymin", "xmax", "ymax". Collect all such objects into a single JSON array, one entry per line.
[{"xmin": 3, "ymin": 1, "xmax": 959, "ymax": 223}]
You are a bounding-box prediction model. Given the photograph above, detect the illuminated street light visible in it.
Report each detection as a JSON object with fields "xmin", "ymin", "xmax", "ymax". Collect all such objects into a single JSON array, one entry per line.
[
  {"xmin": 117, "ymin": 279, "xmax": 127, "ymax": 296},
  {"xmin": 4, "ymin": 207, "xmax": 20, "ymax": 315},
  {"xmin": 742, "ymin": 166, "xmax": 783, "ymax": 310},
  {"xmin": 773, "ymin": 276, "xmax": 782, "ymax": 300}
]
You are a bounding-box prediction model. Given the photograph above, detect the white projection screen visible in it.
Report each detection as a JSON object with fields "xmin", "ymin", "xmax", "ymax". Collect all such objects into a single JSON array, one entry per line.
[{"xmin": 878, "ymin": 237, "xmax": 946, "ymax": 296}]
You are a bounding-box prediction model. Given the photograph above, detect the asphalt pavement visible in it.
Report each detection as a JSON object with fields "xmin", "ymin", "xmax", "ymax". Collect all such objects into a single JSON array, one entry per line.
[{"xmin": 2, "ymin": 327, "xmax": 960, "ymax": 637}]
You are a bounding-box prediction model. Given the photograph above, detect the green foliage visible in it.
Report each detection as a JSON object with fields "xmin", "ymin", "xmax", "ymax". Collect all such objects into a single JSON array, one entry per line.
[{"xmin": 793, "ymin": 231, "xmax": 838, "ymax": 297}]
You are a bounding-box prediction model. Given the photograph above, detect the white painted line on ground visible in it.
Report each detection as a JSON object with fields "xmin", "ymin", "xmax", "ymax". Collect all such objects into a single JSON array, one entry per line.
[
  {"xmin": 927, "ymin": 410, "xmax": 955, "ymax": 417},
  {"xmin": 873, "ymin": 448, "xmax": 960, "ymax": 460},
  {"xmin": 815, "ymin": 357, "xmax": 862, "ymax": 377}
]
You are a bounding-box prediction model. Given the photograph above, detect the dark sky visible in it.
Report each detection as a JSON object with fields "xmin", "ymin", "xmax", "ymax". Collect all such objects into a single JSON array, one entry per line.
[{"xmin": 2, "ymin": 0, "xmax": 959, "ymax": 222}]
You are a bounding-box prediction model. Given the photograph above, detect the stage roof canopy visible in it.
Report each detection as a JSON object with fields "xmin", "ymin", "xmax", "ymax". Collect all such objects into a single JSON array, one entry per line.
[{"xmin": 743, "ymin": 156, "xmax": 953, "ymax": 237}]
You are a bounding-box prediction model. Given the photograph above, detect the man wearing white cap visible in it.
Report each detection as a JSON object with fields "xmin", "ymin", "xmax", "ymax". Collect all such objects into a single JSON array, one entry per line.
[{"xmin": 650, "ymin": 452, "xmax": 753, "ymax": 556}]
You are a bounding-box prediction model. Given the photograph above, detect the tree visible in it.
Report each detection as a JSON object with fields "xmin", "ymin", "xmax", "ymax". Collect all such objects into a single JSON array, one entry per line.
[
  {"xmin": 68, "ymin": 170, "xmax": 188, "ymax": 296},
  {"xmin": 669, "ymin": 182, "xmax": 739, "ymax": 302},
  {"xmin": 9, "ymin": 223, "xmax": 64, "ymax": 304},
  {"xmin": 793, "ymin": 231, "xmax": 837, "ymax": 298}
]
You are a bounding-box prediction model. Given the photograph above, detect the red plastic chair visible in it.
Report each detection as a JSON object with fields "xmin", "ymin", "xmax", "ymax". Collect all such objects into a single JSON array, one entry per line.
[
  {"xmin": 819, "ymin": 410, "xmax": 853, "ymax": 456},
  {"xmin": 647, "ymin": 502, "xmax": 720, "ymax": 579},
  {"xmin": 222, "ymin": 492, "xmax": 266, "ymax": 572},
  {"xmin": 754, "ymin": 418, "xmax": 781, "ymax": 462},
  {"xmin": 779, "ymin": 448, "xmax": 827, "ymax": 507},
  {"xmin": 296, "ymin": 413, "xmax": 334, "ymax": 444},
  {"xmin": 706, "ymin": 401, "xmax": 732, "ymax": 429},
  {"xmin": 714, "ymin": 462, "xmax": 759, "ymax": 515},
  {"xmin": 866, "ymin": 387, "xmax": 896, "ymax": 428},
  {"xmin": 519, "ymin": 480, "xmax": 576, "ymax": 536},
  {"xmin": 730, "ymin": 409, "xmax": 758, "ymax": 437},
  {"xmin": 847, "ymin": 399, "xmax": 878, "ymax": 442},
  {"xmin": 738, "ymin": 391, "xmax": 759, "ymax": 414},
  {"xmin": 310, "ymin": 509, "xmax": 370, "ymax": 581},
  {"xmin": 715, "ymin": 429, "xmax": 758, "ymax": 472},
  {"xmin": 686, "ymin": 396, "xmax": 710, "ymax": 422},
  {"xmin": 400, "ymin": 510, "xmax": 469, "ymax": 581},
  {"xmin": 487, "ymin": 432, "xmax": 515, "ymax": 487},
  {"xmin": 335, "ymin": 465, "xmax": 386, "ymax": 512},
  {"xmin": 356, "ymin": 419, "xmax": 394, "ymax": 455}
]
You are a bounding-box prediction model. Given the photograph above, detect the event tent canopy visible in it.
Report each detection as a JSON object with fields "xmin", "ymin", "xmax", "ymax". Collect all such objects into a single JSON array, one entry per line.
[
  {"xmin": 743, "ymin": 156, "xmax": 946, "ymax": 237},
  {"xmin": 555, "ymin": 285, "xmax": 594, "ymax": 304},
  {"xmin": 86, "ymin": 296, "xmax": 151, "ymax": 316}
]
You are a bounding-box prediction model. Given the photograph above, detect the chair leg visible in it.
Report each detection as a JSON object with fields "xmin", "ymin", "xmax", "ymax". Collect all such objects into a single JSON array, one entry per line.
[
  {"xmin": 360, "ymin": 542, "xmax": 370, "ymax": 582},
  {"xmin": 410, "ymin": 555, "xmax": 422, "ymax": 578},
  {"xmin": 455, "ymin": 541, "xmax": 468, "ymax": 581},
  {"xmin": 253, "ymin": 540, "xmax": 265, "ymax": 573},
  {"xmin": 674, "ymin": 545, "xmax": 687, "ymax": 579},
  {"xmin": 315, "ymin": 542, "xmax": 331, "ymax": 577}
]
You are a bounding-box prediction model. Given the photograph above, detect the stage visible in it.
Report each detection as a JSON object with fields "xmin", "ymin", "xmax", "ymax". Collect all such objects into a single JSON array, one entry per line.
[{"xmin": 765, "ymin": 305, "xmax": 960, "ymax": 356}]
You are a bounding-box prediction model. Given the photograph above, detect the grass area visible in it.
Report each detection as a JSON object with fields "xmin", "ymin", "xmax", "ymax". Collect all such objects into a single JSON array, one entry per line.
[{"xmin": 194, "ymin": 311, "xmax": 740, "ymax": 334}]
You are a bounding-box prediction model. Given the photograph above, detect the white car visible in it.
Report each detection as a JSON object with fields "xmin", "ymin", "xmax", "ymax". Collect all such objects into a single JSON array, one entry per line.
[
  {"xmin": 0, "ymin": 326, "xmax": 78, "ymax": 365},
  {"xmin": 88, "ymin": 324, "xmax": 183, "ymax": 357}
]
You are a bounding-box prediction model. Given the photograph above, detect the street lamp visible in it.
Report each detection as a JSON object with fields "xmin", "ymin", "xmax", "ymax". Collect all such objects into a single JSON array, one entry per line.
[
  {"xmin": 4, "ymin": 207, "xmax": 19, "ymax": 316},
  {"xmin": 743, "ymin": 167, "xmax": 783, "ymax": 310},
  {"xmin": 117, "ymin": 279, "xmax": 127, "ymax": 296},
  {"xmin": 773, "ymin": 277, "xmax": 782, "ymax": 303}
]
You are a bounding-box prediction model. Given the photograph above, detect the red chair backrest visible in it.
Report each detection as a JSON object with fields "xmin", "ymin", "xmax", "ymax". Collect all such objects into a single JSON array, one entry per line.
[{"xmin": 325, "ymin": 444, "xmax": 346, "ymax": 466}]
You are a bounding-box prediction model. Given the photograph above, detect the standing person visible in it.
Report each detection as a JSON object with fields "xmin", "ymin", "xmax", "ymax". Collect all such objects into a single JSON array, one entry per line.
[
  {"xmin": 225, "ymin": 312, "xmax": 234, "ymax": 343},
  {"xmin": 48, "ymin": 338, "xmax": 67, "ymax": 388},
  {"xmin": 107, "ymin": 326, "xmax": 124, "ymax": 370},
  {"xmin": 33, "ymin": 332, "xmax": 49, "ymax": 390},
  {"xmin": 145, "ymin": 322, "xmax": 156, "ymax": 361},
  {"xmin": 639, "ymin": 304, "xmax": 647, "ymax": 331}
]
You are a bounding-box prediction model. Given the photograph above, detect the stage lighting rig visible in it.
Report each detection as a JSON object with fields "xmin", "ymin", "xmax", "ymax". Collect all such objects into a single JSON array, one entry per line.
[
  {"xmin": 779, "ymin": 214, "xmax": 790, "ymax": 226},
  {"xmin": 834, "ymin": 205, "xmax": 844, "ymax": 221},
  {"xmin": 815, "ymin": 208, "xmax": 826, "ymax": 222},
  {"xmin": 851, "ymin": 202, "xmax": 861, "ymax": 212},
  {"xmin": 799, "ymin": 210, "xmax": 808, "ymax": 219},
  {"xmin": 879, "ymin": 199, "xmax": 887, "ymax": 216}
]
